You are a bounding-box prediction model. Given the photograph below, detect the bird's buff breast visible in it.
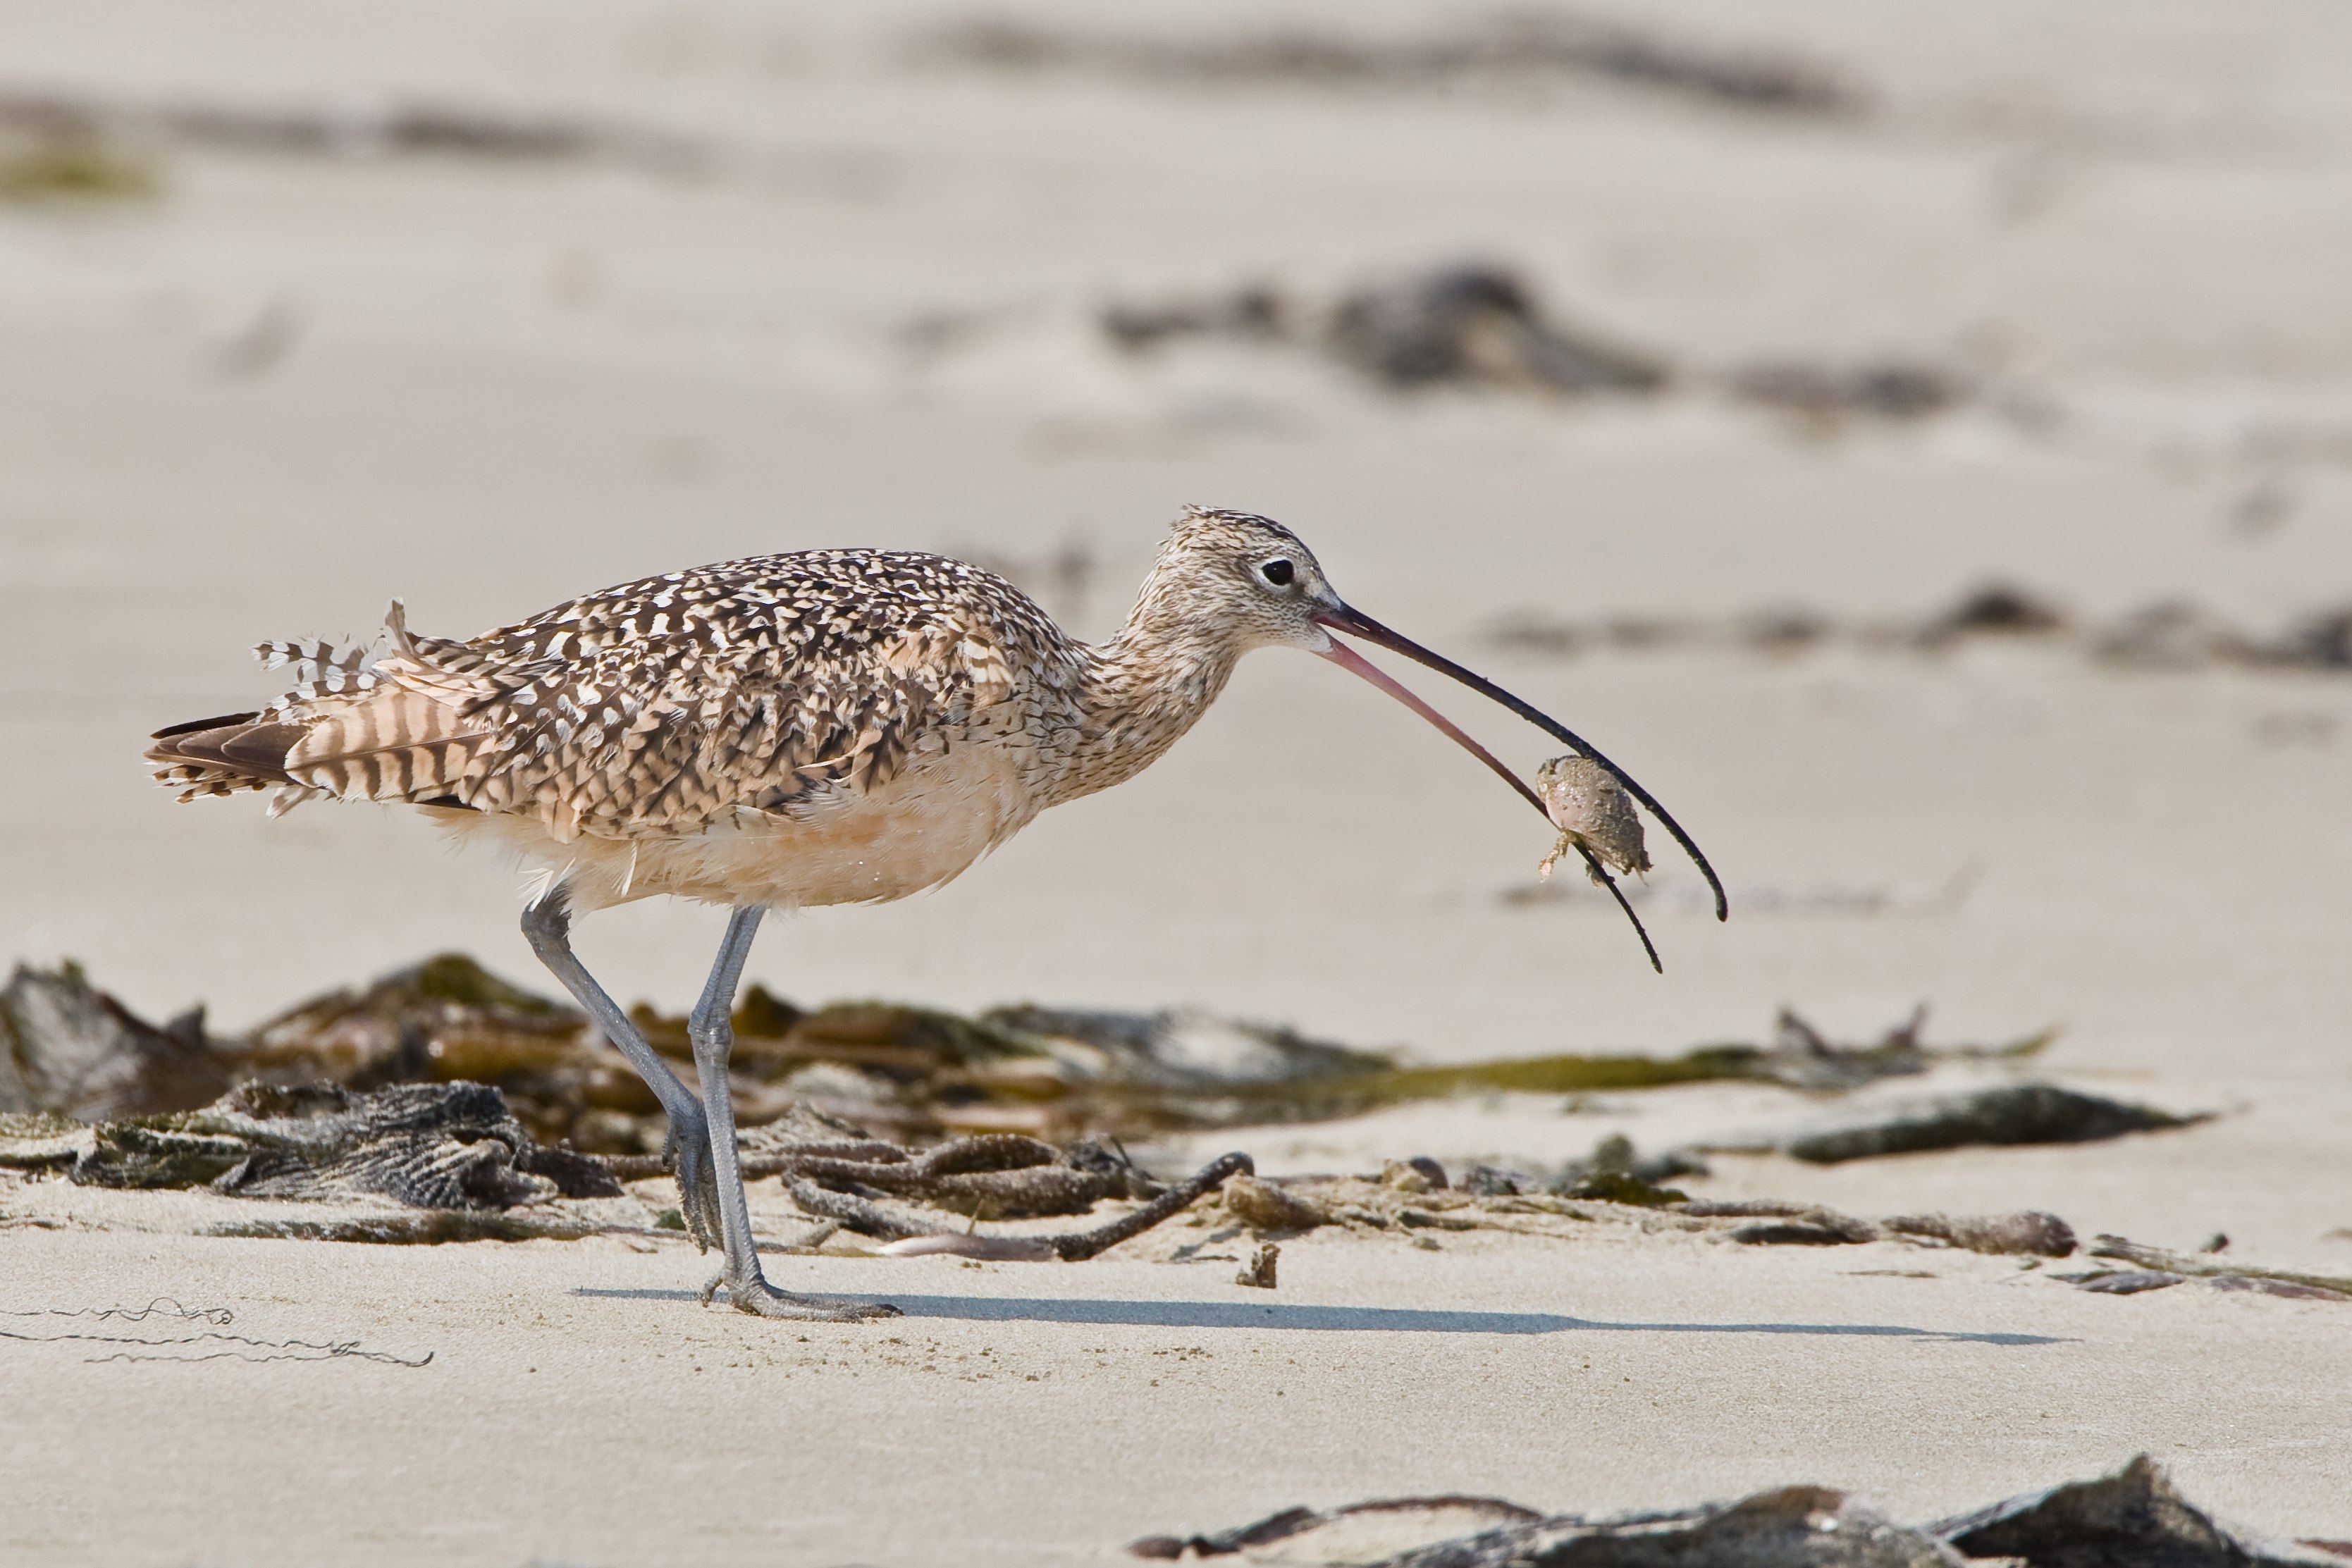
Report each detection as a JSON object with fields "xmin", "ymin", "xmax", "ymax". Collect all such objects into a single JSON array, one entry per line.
[{"xmin": 426, "ymin": 745, "xmax": 1042, "ymax": 913}]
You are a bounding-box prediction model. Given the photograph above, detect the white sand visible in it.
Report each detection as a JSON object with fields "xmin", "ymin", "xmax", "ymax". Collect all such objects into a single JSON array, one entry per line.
[
  {"xmin": 4, "ymin": 1, "xmax": 2351, "ymax": 1560},
  {"xmin": 10, "ymin": 1179, "xmax": 2352, "ymax": 1567}
]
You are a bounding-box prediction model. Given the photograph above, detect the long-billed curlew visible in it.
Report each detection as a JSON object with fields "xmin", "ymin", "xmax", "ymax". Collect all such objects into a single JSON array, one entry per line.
[{"xmin": 147, "ymin": 507, "xmax": 1722, "ymax": 1319}]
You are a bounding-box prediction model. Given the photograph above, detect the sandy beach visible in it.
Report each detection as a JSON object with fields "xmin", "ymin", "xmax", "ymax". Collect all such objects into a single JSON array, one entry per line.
[{"xmin": 5, "ymin": 2, "xmax": 2351, "ymax": 1562}]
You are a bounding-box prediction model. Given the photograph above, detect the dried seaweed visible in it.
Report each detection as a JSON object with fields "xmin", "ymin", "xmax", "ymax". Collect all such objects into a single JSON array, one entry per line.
[
  {"xmin": 794, "ymin": 1150, "xmax": 1253, "ymax": 1261},
  {"xmin": 4, "ymin": 1071, "xmax": 2317, "ymax": 1291},
  {"xmin": 1098, "ymin": 264, "xmax": 1668, "ymax": 400},
  {"xmin": 920, "ymin": 15, "xmax": 1860, "ymax": 116},
  {"xmin": 1679, "ymin": 1202, "xmax": 1884, "ymax": 1247},
  {"xmin": 1104, "ymin": 287, "xmax": 1288, "ymax": 352},
  {"xmin": 1727, "ymin": 361, "xmax": 1961, "ymax": 421},
  {"xmin": 606, "ymin": 1125, "xmax": 1162, "ymax": 1218},
  {"xmin": 1666, "ymin": 1202, "xmax": 2075, "ymax": 1257},
  {"xmin": 1221, "ymin": 1175, "xmax": 1329, "ymax": 1234},
  {"xmin": 1329, "ymin": 266, "xmax": 1668, "ymax": 395},
  {"xmin": 1932, "ymin": 1452, "xmax": 2329, "ymax": 1565},
  {"xmin": 1145, "ymin": 1455, "xmax": 2334, "ymax": 1567},
  {"xmin": 2065, "ymin": 1269, "xmax": 2188, "ymax": 1296},
  {"xmin": 1169, "ymin": 1008, "xmax": 2048, "ymax": 1127},
  {"xmin": 1699, "ymin": 1085, "xmax": 2205, "ymax": 1165},
  {"xmin": 69, "ymin": 1081, "xmax": 620, "ymax": 1208},
  {"xmin": 2084, "ymin": 1235, "xmax": 2352, "ymax": 1299},
  {"xmin": 1491, "ymin": 581, "xmax": 2352, "ymax": 679},
  {"xmin": 1881, "ymin": 1211, "xmax": 2076, "ymax": 1257},
  {"xmin": 0, "ymin": 962, "xmax": 2082, "ymax": 1166},
  {"xmin": 0, "ymin": 1111, "xmax": 85, "ymax": 1170},
  {"xmin": 1140, "ymin": 1486, "xmax": 1952, "ymax": 1565},
  {"xmin": 0, "ymin": 87, "xmax": 706, "ymax": 175},
  {"xmin": 1083, "ymin": 261, "xmax": 2006, "ymax": 434},
  {"xmin": 209, "ymin": 1209, "xmax": 636, "ymax": 1245},
  {"xmin": 1, "ymin": 961, "xmax": 227, "ymax": 1121},
  {"xmin": 1204, "ymin": 1178, "xmax": 2086, "ymax": 1261},
  {"xmin": 233, "ymin": 953, "xmax": 632, "ymax": 1149},
  {"xmin": 1130, "ymin": 1496, "xmax": 1544, "ymax": 1563}
]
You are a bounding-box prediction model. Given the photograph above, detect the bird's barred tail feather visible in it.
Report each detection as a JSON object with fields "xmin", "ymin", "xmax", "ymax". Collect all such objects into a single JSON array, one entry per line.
[
  {"xmin": 147, "ymin": 602, "xmax": 488, "ymax": 817},
  {"xmin": 147, "ymin": 710, "xmax": 301, "ymax": 799}
]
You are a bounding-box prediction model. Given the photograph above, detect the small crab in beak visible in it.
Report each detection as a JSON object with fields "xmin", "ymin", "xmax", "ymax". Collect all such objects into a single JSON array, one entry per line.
[{"xmin": 1307, "ymin": 600, "xmax": 1723, "ymax": 973}]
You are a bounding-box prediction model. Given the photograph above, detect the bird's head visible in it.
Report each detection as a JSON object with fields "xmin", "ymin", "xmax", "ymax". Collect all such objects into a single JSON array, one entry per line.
[
  {"xmin": 1141, "ymin": 505, "xmax": 1346, "ymax": 655},
  {"xmin": 1140, "ymin": 504, "xmax": 1727, "ymax": 970}
]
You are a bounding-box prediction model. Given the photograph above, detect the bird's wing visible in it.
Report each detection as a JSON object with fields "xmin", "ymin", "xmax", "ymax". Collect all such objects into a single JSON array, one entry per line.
[{"xmin": 164, "ymin": 552, "xmax": 1047, "ymax": 841}]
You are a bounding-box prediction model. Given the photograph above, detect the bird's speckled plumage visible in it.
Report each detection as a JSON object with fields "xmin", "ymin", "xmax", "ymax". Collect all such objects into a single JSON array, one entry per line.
[
  {"xmin": 148, "ymin": 502, "xmax": 1718, "ymax": 1317},
  {"xmin": 149, "ymin": 508, "xmax": 1316, "ymax": 911}
]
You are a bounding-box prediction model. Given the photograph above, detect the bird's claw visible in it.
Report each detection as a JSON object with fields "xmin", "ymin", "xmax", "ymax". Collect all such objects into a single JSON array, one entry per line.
[
  {"xmin": 663, "ymin": 1116, "xmax": 725, "ymax": 1254},
  {"xmin": 708, "ymin": 1272, "xmax": 899, "ymax": 1321}
]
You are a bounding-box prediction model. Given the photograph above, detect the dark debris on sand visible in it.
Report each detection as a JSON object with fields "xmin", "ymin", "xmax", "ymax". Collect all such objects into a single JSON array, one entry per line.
[
  {"xmin": 1326, "ymin": 266, "xmax": 1668, "ymax": 396},
  {"xmin": 1668, "ymin": 1199, "xmax": 2073, "ymax": 1257},
  {"xmin": 1095, "ymin": 261, "xmax": 1963, "ymax": 423},
  {"xmin": 1490, "ymin": 579, "xmax": 2352, "ymax": 679},
  {"xmin": 11, "ymin": 1071, "xmax": 1257, "ymax": 1258},
  {"xmin": 1103, "ymin": 263, "xmax": 1666, "ymax": 399},
  {"xmin": 1725, "ymin": 361, "xmax": 1962, "ymax": 421},
  {"xmin": 0, "ymin": 84, "xmax": 710, "ymax": 175},
  {"xmin": 1699, "ymin": 1084, "xmax": 2207, "ymax": 1166},
  {"xmin": 918, "ymin": 14, "xmax": 1861, "ymax": 116},
  {"xmin": 69, "ymin": 1080, "xmax": 619, "ymax": 1208},
  {"xmin": 793, "ymin": 1150, "xmax": 1255, "ymax": 1263},
  {"xmin": 1, "ymin": 961, "xmax": 227, "ymax": 1121},
  {"xmin": 1134, "ymin": 1453, "xmax": 2344, "ymax": 1565},
  {"xmin": 2055, "ymin": 1235, "xmax": 2352, "ymax": 1303},
  {"xmin": 1207, "ymin": 1159, "xmax": 2093, "ymax": 1265}
]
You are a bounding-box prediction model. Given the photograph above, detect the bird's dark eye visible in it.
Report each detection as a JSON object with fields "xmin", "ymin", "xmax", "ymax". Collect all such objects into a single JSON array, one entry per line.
[{"xmin": 1260, "ymin": 559, "xmax": 1295, "ymax": 587}]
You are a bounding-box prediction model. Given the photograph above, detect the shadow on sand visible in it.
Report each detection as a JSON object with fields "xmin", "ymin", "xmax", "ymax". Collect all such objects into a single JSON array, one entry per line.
[{"xmin": 574, "ymin": 1289, "xmax": 2062, "ymax": 1345}]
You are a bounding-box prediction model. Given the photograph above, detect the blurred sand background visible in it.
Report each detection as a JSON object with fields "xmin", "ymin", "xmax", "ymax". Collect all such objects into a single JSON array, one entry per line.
[{"xmin": 4, "ymin": 1, "xmax": 2351, "ymax": 1563}]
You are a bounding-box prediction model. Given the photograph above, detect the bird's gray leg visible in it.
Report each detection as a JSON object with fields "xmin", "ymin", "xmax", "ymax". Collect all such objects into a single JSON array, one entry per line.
[
  {"xmin": 688, "ymin": 906, "xmax": 897, "ymax": 1323},
  {"xmin": 520, "ymin": 889, "xmax": 723, "ymax": 1252}
]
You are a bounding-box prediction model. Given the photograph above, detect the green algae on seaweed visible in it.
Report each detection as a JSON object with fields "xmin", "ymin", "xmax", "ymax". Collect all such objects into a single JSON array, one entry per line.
[
  {"xmin": 1203, "ymin": 1046, "xmax": 1754, "ymax": 1115},
  {"xmin": 0, "ymin": 136, "xmax": 157, "ymax": 202}
]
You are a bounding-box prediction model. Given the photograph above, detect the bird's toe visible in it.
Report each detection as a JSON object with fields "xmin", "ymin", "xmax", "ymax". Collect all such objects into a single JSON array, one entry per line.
[
  {"xmin": 724, "ymin": 1277, "xmax": 897, "ymax": 1321},
  {"xmin": 664, "ymin": 1121, "xmax": 724, "ymax": 1254}
]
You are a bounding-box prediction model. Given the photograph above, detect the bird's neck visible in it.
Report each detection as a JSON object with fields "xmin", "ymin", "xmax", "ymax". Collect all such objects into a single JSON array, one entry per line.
[{"xmin": 1047, "ymin": 593, "xmax": 1242, "ymax": 806}]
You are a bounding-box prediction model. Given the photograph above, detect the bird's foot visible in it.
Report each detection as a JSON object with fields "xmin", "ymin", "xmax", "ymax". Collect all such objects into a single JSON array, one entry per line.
[
  {"xmin": 702, "ymin": 1269, "xmax": 899, "ymax": 1321},
  {"xmin": 663, "ymin": 1116, "xmax": 725, "ymax": 1254}
]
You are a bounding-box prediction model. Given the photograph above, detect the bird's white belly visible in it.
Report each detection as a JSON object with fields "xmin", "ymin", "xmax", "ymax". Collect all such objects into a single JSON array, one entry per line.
[{"xmin": 428, "ymin": 743, "xmax": 1043, "ymax": 913}]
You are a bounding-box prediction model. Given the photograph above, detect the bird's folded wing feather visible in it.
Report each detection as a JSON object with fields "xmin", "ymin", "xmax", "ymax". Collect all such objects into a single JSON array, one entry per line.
[{"xmin": 154, "ymin": 554, "xmax": 1045, "ymax": 843}]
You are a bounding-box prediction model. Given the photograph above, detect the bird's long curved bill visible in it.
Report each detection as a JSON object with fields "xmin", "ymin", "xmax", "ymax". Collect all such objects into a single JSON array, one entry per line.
[{"xmin": 1314, "ymin": 603, "xmax": 1728, "ymax": 955}]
